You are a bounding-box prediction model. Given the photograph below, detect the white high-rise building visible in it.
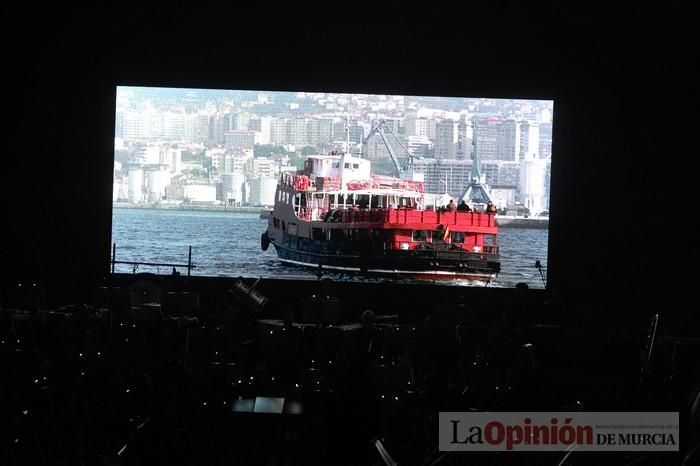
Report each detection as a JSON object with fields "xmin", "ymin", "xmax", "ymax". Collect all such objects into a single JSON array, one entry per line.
[
  {"xmin": 306, "ymin": 118, "xmax": 333, "ymax": 146},
  {"xmin": 121, "ymin": 111, "xmax": 209, "ymax": 142},
  {"xmin": 412, "ymin": 158, "xmax": 472, "ymax": 198},
  {"xmin": 235, "ymin": 112, "xmax": 252, "ymax": 131},
  {"xmin": 405, "ymin": 116, "xmax": 430, "ymax": 137},
  {"xmin": 256, "ymin": 116, "xmax": 272, "ymax": 145},
  {"xmin": 473, "ymin": 116, "xmax": 501, "ymax": 161},
  {"xmin": 245, "ymin": 157, "xmax": 278, "ymax": 179},
  {"xmin": 406, "ymin": 136, "xmax": 432, "ymax": 157},
  {"xmin": 538, "ymin": 122, "xmax": 553, "ymax": 159},
  {"xmin": 364, "ymin": 129, "xmax": 406, "ymax": 160},
  {"xmin": 209, "ymin": 112, "xmax": 235, "ymax": 145},
  {"xmin": 164, "ymin": 147, "xmax": 182, "ymax": 174},
  {"xmin": 287, "ymin": 118, "xmax": 308, "ymax": 146},
  {"xmin": 480, "ymin": 160, "xmax": 520, "ymax": 187},
  {"xmin": 207, "ymin": 148, "xmax": 226, "ymax": 172},
  {"xmin": 224, "ymin": 151, "xmax": 253, "ymax": 174},
  {"xmin": 225, "ymin": 130, "xmax": 256, "ymax": 151},
  {"xmin": 270, "ymin": 118, "xmax": 287, "ymax": 145},
  {"xmin": 497, "ymin": 119, "xmax": 521, "ymax": 161},
  {"xmin": 519, "ymin": 121, "xmax": 540, "ymax": 160},
  {"xmin": 434, "ymin": 119, "xmax": 456, "ymax": 159}
]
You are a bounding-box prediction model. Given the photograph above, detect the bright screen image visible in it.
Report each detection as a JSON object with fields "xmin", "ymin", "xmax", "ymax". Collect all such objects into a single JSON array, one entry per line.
[{"xmin": 112, "ymin": 86, "xmax": 553, "ymax": 288}]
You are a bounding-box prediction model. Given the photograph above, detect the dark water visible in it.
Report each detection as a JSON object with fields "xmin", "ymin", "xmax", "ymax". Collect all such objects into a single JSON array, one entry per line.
[{"xmin": 111, "ymin": 208, "xmax": 548, "ymax": 288}]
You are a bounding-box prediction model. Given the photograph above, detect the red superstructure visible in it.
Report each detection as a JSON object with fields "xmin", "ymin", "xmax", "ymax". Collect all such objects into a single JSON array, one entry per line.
[{"xmin": 261, "ymin": 154, "xmax": 500, "ymax": 280}]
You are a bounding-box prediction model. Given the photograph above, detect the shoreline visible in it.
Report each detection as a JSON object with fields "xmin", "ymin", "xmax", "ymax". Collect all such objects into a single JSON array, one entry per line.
[
  {"xmin": 113, "ymin": 203, "xmax": 266, "ymax": 214},
  {"xmin": 112, "ymin": 204, "xmax": 549, "ymax": 228},
  {"xmin": 495, "ymin": 215, "xmax": 549, "ymax": 229}
]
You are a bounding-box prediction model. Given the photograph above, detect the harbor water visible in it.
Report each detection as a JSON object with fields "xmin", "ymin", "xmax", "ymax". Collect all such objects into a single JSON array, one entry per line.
[{"xmin": 111, "ymin": 207, "xmax": 549, "ymax": 288}]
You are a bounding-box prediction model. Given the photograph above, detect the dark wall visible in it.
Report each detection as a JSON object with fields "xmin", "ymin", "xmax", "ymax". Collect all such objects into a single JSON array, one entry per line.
[{"xmin": 3, "ymin": 4, "xmax": 695, "ymax": 309}]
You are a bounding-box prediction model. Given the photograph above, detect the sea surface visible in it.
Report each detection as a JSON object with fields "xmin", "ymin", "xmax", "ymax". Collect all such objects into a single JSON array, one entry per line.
[{"xmin": 111, "ymin": 207, "xmax": 549, "ymax": 288}]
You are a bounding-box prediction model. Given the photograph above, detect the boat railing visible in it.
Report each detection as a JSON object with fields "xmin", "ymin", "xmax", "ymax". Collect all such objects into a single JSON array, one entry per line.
[
  {"xmin": 297, "ymin": 207, "xmax": 312, "ymax": 221},
  {"xmin": 110, "ymin": 243, "xmax": 196, "ymax": 276},
  {"xmin": 384, "ymin": 242, "xmax": 499, "ymax": 255},
  {"xmin": 338, "ymin": 208, "xmax": 387, "ymax": 223},
  {"xmin": 321, "ymin": 207, "xmax": 497, "ymax": 227},
  {"xmin": 297, "ymin": 207, "xmax": 328, "ymax": 221}
]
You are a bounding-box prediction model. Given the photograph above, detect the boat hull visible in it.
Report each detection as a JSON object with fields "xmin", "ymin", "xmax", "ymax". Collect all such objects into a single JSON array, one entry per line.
[{"xmin": 271, "ymin": 241, "xmax": 499, "ymax": 280}]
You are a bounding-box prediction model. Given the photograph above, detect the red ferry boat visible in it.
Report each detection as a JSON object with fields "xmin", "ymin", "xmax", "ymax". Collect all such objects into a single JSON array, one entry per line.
[{"xmin": 260, "ymin": 153, "xmax": 500, "ymax": 280}]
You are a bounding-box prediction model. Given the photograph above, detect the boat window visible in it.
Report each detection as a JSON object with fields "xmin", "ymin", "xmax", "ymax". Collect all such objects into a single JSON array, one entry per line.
[
  {"xmin": 352, "ymin": 163, "xmax": 359, "ymax": 169},
  {"xmin": 412, "ymin": 230, "xmax": 429, "ymax": 242},
  {"xmin": 433, "ymin": 230, "xmax": 446, "ymax": 242},
  {"xmin": 333, "ymin": 162, "xmax": 339, "ymax": 168},
  {"xmin": 347, "ymin": 228, "xmax": 369, "ymax": 242},
  {"xmin": 357, "ymin": 195, "xmax": 369, "ymax": 209},
  {"xmin": 344, "ymin": 163, "xmax": 350, "ymax": 169},
  {"xmin": 451, "ymin": 231, "xmax": 465, "ymax": 243},
  {"xmin": 484, "ymin": 234, "xmax": 497, "ymax": 246}
]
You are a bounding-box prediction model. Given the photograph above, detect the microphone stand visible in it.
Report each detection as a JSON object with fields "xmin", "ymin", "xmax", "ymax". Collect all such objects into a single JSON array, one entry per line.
[{"xmin": 535, "ymin": 260, "xmax": 546, "ymax": 288}]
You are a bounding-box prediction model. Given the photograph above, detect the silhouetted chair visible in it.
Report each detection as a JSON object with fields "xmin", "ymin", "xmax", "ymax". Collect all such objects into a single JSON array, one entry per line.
[
  {"xmin": 128, "ymin": 275, "xmax": 164, "ymax": 308},
  {"xmin": 455, "ymin": 324, "xmax": 482, "ymax": 368},
  {"xmin": 93, "ymin": 287, "xmax": 130, "ymax": 322},
  {"xmin": 368, "ymin": 355, "xmax": 392, "ymax": 394},
  {"xmin": 389, "ymin": 359, "xmax": 415, "ymax": 392},
  {"xmin": 161, "ymin": 291, "xmax": 200, "ymax": 318},
  {"xmin": 300, "ymin": 296, "xmax": 342, "ymax": 325},
  {"xmin": 126, "ymin": 277, "xmax": 165, "ymax": 340},
  {"xmin": 258, "ymin": 323, "xmax": 302, "ymax": 367}
]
